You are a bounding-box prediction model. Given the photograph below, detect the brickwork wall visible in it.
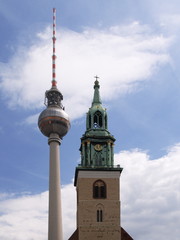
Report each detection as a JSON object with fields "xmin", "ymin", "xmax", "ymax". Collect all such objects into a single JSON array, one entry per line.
[{"xmin": 76, "ymin": 171, "xmax": 121, "ymax": 240}]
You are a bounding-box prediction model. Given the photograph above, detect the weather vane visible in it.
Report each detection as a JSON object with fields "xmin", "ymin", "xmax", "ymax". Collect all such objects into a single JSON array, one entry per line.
[{"xmin": 94, "ymin": 75, "xmax": 99, "ymax": 81}]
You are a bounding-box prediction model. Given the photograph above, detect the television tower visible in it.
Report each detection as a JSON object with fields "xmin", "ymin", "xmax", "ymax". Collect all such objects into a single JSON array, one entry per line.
[{"xmin": 38, "ymin": 8, "xmax": 70, "ymax": 240}]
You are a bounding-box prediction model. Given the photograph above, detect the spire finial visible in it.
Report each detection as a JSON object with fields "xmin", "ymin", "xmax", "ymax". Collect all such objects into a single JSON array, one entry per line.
[
  {"xmin": 92, "ymin": 76, "xmax": 102, "ymax": 105},
  {"xmin": 94, "ymin": 75, "xmax": 99, "ymax": 82},
  {"xmin": 52, "ymin": 8, "xmax": 57, "ymax": 87}
]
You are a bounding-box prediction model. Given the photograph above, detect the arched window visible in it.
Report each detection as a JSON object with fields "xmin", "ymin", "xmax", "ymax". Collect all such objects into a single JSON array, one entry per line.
[
  {"xmin": 97, "ymin": 209, "xmax": 103, "ymax": 222},
  {"xmin": 93, "ymin": 180, "xmax": 106, "ymax": 199},
  {"xmin": 105, "ymin": 114, "xmax": 107, "ymax": 129},
  {"xmin": 96, "ymin": 204, "xmax": 104, "ymax": 222},
  {"xmin": 89, "ymin": 114, "xmax": 91, "ymax": 128},
  {"xmin": 93, "ymin": 111, "xmax": 102, "ymax": 128}
]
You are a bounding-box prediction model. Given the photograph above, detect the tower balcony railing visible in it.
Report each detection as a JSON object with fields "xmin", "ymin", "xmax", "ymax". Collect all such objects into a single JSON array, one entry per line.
[{"xmin": 77, "ymin": 163, "xmax": 122, "ymax": 170}]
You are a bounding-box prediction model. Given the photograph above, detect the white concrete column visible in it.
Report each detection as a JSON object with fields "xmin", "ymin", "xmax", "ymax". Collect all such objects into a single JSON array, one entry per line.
[{"xmin": 48, "ymin": 133, "xmax": 63, "ymax": 240}]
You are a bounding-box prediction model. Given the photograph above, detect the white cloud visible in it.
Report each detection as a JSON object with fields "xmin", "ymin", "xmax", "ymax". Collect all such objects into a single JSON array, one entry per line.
[
  {"xmin": 116, "ymin": 145, "xmax": 180, "ymax": 240},
  {"xmin": 159, "ymin": 14, "xmax": 180, "ymax": 33},
  {"xmin": 0, "ymin": 23, "xmax": 172, "ymax": 120},
  {"xmin": 0, "ymin": 183, "xmax": 76, "ymax": 240},
  {"xmin": 0, "ymin": 144, "xmax": 180, "ymax": 239},
  {"xmin": 0, "ymin": 192, "xmax": 48, "ymax": 240},
  {"xmin": 61, "ymin": 183, "xmax": 76, "ymax": 239},
  {"xmin": 21, "ymin": 113, "xmax": 39, "ymax": 125}
]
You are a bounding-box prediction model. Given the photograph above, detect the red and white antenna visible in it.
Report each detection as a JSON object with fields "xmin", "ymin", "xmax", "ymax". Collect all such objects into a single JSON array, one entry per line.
[{"xmin": 52, "ymin": 8, "xmax": 57, "ymax": 87}]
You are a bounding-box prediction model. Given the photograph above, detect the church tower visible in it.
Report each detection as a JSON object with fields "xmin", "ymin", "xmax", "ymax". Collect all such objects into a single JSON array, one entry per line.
[{"xmin": 69, "ymin": 77, "xmax": 132, "ymax": 240}]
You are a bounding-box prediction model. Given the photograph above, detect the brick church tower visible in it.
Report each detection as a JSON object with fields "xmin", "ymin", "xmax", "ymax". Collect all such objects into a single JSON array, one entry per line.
[{"xmin": 69, "ymin": 78, "xmax": 133, "ymax": 240}]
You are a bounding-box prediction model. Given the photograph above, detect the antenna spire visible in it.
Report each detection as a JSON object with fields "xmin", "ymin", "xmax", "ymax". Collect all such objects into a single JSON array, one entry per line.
[{"xmin": 52, "ymin": 8, "xmax": 57, "ymax": 87}]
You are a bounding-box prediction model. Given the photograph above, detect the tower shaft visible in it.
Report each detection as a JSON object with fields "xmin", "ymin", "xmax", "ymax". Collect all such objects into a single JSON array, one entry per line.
[
  {"xmin": 38, "ymin": 8, "xmax": 70, "ymax": 240},
  {"xmin": 48, "ymin": 133, "xmax": 63, "ymax": 240},
  {"xmin": 76, "ymin": 170, "xmax": 121, "ymax": 240}
]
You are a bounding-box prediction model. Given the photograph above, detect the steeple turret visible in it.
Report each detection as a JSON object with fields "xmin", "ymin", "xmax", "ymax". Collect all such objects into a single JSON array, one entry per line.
[
  {"xmin": 79, "ymin": 77, "xmax": 116, "ymax": 169},
  {"xmin": 86, "ymin": 77, "xmax": 108, "ymax": 132}
]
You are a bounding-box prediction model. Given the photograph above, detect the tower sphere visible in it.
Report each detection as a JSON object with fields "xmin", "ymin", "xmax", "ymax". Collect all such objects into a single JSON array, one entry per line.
[
  {"xmin": 38, "ymin": 86, "xmax": 70, "ymax": 138},
  {"xmin": 38, "ymin": 105, "xmax": 70, "ymax": 138}
]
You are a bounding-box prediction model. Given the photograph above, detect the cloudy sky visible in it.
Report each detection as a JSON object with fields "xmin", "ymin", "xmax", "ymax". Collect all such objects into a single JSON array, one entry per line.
[{"xmin": 0, "ymin": 0, "xmax": 180, "ymax": 239}]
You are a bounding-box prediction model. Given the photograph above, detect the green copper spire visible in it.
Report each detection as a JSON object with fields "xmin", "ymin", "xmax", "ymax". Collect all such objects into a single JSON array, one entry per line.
[
  {"xmin": 77, "ymin": 77, "xmax": 119, "ymax": 169},
  {"xmin": 74, "ymin": 77, "xmax": 123, "ymax": 186},
  {"xmin": 92, "ymin": 76, "xmax": 102, "ymax": 106},
  {"xmin": 85, "ymin": 77, "xmax": 108, "ymax": 131}
]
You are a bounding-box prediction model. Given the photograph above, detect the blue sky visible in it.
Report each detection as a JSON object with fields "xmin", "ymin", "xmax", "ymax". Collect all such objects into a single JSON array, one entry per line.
[{"xmin": 0, "ymin": 0, "xmax": 180, "ymax": 239}]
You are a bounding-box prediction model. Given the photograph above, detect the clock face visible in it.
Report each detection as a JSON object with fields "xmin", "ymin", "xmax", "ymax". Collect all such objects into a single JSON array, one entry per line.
[{"xmin": 94, "ymin": 144, "xmax": 103, "ymax": 151}]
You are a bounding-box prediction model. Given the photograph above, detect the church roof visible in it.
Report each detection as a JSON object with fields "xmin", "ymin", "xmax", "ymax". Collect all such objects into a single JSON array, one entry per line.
[
  {"xmin": 68, "ymin": 229, "xmax": 78, "ymax": 240},
  {"xmin": 121, "ymin": 227, "xmax": 134, "ymax": 240},
  {"xmin": 68, "ymin": 227, "xmax": 133, "ymax": 240}
]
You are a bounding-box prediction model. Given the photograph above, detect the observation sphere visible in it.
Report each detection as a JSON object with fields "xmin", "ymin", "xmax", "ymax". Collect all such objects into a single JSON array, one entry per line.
[{"xmin": 38, "ymin": 106, "xmax": 70, "ymax": 138}]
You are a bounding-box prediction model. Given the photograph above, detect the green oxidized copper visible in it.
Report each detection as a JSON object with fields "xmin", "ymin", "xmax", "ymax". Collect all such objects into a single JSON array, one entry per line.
[
  {"xmin": 79, "ymin": 78, "xmax": 118, "ymax": 168},
  {"xmin": 74, "ymin": 77, "xmax": 123, "ymax": 186}
]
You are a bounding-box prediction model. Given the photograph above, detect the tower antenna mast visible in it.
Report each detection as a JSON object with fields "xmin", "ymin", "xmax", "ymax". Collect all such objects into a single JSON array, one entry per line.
[
  {"xmin": 38, "ymin": 8, "xmax": 70, "ymax": 240},
  {"xmin": 52, "ymin": 7, "xmax": 57, "ymax": 87}
]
